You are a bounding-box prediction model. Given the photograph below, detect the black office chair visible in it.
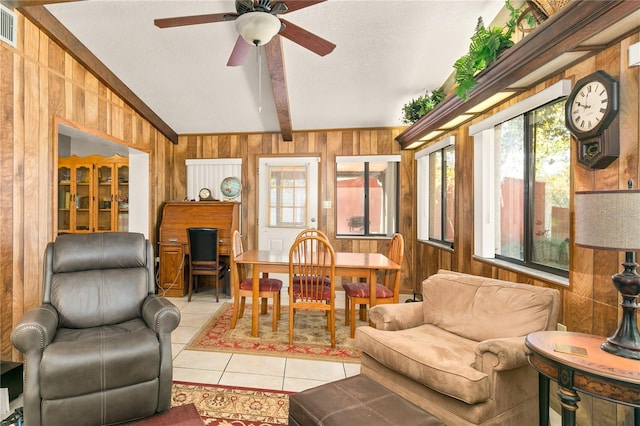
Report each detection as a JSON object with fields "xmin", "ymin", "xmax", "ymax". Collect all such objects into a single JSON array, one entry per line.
[{"xmin": 187, "ymin": 227, "xmax": 227, "ymax": 302}]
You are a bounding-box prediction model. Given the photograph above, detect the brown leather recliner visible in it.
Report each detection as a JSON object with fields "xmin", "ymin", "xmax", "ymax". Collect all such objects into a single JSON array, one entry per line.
[{"xmin": 11, "ymin": 232, "xmax": 181, "ymax": 426}]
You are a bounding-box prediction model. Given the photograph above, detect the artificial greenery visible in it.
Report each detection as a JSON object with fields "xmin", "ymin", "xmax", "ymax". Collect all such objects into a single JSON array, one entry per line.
[
  {"xmin": 453, "ymin": 0, "xmax": 521, "ymax": 100},
  {"xmin": 401, "ymin": 88, "xmax": 445, "ymax": 125}
]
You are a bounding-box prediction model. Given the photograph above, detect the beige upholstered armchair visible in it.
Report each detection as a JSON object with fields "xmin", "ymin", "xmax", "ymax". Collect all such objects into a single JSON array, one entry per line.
[
  {"xmin": 355, "ymin": 270, "xmax": 560, "ymax": 426},
  {"xmin": 11, "ymin": 232, "xmax": 181, "ymax": 426}
]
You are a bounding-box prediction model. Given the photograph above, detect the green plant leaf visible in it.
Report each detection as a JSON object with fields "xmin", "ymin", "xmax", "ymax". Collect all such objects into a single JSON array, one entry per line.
[
  {"xmin": 453, "ymin": 0, "xmax": 521, "ymax": 100},
  {"xmin": 401, "ymin": 88, "xmax": 446, "ymax": 124}
]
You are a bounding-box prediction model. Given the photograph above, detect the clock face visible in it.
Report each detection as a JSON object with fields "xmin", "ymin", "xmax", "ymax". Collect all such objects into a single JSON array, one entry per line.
[
  {"xmin": 565, "ymin": 70, "xmax": 618, "ymax": 139},
  {"xmin": 199, "ymin": 187, "xmax": 211, "ymax": 200},
  {"xmin": 569, "ymin": 81, "xmax": 609, "ymax": 132}
]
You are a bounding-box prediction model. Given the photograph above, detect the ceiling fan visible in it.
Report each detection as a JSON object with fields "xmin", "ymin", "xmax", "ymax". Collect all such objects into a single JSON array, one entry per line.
[{"xmin": 154, "ymin": 0, "xmax": 336, "ymax": 67}]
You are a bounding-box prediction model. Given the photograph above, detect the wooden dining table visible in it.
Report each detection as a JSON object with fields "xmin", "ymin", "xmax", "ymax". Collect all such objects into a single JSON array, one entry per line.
[{"xmin": 233, "ymin": 249, "xmax": 401, "ymax": 337}]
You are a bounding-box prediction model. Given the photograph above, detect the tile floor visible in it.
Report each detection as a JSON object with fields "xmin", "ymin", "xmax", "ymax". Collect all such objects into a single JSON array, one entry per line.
[{"xmin": 168, "ymin": 287, "xmax": 364, "ymax": 393}]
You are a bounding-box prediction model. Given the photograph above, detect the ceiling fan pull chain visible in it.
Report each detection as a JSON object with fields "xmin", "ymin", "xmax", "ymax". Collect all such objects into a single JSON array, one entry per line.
[{"xmin": 257, "ymin": 46, "xmax": 262, "ymax": 113}]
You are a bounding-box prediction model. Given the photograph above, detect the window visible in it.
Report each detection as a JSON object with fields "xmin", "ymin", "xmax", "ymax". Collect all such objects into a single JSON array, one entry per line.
[
  {"xmin": 336, "ymin": 155, "xmax": 400, "ymax": 236},
  {"xmin": 472, "ymin": 80, "xmax": 571, "ymax": 277},
  {"xmin": 268, "ymin": 166, "xmax": 307, "ymax": 227},
  {"xmin": 416, "ymin": 137, "xmax": 455, "ymax": 247},
  {"xmin": 494, "ymin": 100, "xmax": 570, "ymax": 273}
]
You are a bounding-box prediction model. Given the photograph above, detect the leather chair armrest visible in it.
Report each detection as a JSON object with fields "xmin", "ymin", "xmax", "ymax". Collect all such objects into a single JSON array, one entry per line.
[
  {"xmin": 142, "ymin": 295, "xmax": 181, "ymax": 334},
  {"xmin": 368, "ymin": 302, "xmax": 424, "ymax": 331},
  {"xmin": 11, "ymin": 304, "xmax": 59, "ymax": 353},
  {"xmin": 474, "ymin": 337, "xmax": 528, "ymax": 372}
]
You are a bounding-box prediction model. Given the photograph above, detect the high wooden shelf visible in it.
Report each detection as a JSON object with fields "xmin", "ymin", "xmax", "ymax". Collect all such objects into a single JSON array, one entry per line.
[
  {"xmin": 396, "ymin": 0, "xmax": 640, "ymax": 149},
  {"xmin": 57, "ymin": 155, "xmax": 129, "ymax": 234}
]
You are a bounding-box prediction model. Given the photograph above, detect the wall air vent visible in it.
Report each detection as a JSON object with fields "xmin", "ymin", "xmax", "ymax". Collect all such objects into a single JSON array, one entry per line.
[{"xmin": 0, "ymin": 4, "xmax": 17, "ymax": 48}]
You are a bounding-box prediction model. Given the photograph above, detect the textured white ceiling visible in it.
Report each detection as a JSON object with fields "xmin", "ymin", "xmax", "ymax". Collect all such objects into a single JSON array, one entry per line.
[{"xmin": 45, "ymin": 0, "xmax": 506, "ymax": 136}]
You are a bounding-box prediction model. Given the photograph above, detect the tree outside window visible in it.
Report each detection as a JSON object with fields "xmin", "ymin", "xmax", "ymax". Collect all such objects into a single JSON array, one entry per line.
[
  {"xmin": 429, "ymin": 146, "xmax": 455, "ymax": 245},
  {"xmin": 494, "ymin": 100, "xmax": 570, "ymax": 274}
]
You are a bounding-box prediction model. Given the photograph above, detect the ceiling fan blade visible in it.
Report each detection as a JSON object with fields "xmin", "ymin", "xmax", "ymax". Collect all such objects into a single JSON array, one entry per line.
[
  {"xmin": 227, "ymin": 36, "xmax": 252, "ymax": 67},
  {"xmin": 279, "ymin": 0, "xmax": 326, "ymax": 14},
  {"xmin": 278, "ymin": 18, "xmax": 336, "ymax": 56},
  {"xmin": 154, "ymin": 13, "xmax": 236, "ymax": 29}
]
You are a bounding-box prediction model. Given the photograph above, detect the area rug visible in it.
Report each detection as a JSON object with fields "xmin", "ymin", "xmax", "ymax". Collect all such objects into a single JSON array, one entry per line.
[
  {"xmin": 172, "ymin": 381, "xmax": 291, "ymax": 426},
  {"xmin": 186, "ymin": 302, "xmax": 365, "ymax": 363},
  {"xmin": 126, "ymin": 403, "xmax": 204, "ymax": 425}
]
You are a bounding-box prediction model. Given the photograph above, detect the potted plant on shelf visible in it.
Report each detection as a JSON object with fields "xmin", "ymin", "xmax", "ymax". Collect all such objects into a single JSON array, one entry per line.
[
  {"xmin": 401, "ymin": 88, "xmax": 445, "ymax": 125},
  {"xmin": 453, "ymin": 0, "xmax": 521, "ymax": 100}
]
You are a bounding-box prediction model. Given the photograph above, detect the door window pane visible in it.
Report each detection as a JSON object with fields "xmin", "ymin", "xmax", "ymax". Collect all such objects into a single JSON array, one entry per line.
[{"xmin": 268, "ymin": 166, "xmax": 307, "ymax": 227}]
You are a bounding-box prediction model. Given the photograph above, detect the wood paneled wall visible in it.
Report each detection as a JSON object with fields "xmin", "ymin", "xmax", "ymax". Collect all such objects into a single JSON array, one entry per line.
[
  {"xmin": 168, "ymin": 129, "xmax": 416, "ymax": 292},
  {"xmin": 2, "ymin": 10, "xmax": 637, "ymax": 424},
  {"xmin": 415, "ymin": 35, "xmax": 639, "ymax": 425},
  {"xmin": 0, "ymin": 13, "xmax": 172, "ymax": 360}
]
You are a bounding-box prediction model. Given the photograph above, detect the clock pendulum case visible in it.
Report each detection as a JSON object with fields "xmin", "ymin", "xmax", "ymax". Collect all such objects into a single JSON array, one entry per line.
[{"xmin": 565, "ymin": 70, "xmax": 620, "ymax": 169}]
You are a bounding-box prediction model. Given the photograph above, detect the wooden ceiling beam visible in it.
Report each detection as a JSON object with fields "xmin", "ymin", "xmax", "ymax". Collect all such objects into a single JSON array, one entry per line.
[
  {"xmin": 16, "ymin": 5, "xmax": 178, "ymax": 144},
  {"xmin": 265, "ymin": 36, "xmax": 293, "ymax": 142}
]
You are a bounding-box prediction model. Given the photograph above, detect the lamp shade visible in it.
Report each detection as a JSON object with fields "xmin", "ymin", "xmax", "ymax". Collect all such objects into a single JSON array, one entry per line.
[
  {"xmin": 234, "ymin": 12, "xmax": 281, "ymax": 46},
  {"xmin": 574, "ymin": 190, "xmax": 640, "ymax": 251}
]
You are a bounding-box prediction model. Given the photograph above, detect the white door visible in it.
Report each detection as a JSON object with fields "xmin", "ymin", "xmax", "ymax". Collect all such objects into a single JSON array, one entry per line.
[{"xmin": 258, "ymin": 157, "xmax": 320, "ymax": 259}]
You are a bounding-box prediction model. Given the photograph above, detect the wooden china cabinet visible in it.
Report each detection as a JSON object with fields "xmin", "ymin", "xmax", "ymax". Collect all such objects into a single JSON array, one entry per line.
[{"xmin": 57, "ymin": 155, "xmax": 129, "ymax": 234}]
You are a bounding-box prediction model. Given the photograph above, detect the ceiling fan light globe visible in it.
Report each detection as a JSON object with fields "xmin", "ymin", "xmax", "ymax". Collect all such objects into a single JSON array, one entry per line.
[{"xmin": 235, "ymin": 12, "xmax": 281, "ymax": 46}]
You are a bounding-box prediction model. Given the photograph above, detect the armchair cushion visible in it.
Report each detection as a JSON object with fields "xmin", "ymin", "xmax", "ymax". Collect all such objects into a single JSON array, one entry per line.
[
  {"xmin": 40, "ymin": 319, "xmax": 159, "ymax": 400},
  {"xmin": 423, "ymin": 272, "xmax": 558, "ymax": 341},
  {"xmin": 356, "ymin": 324, "xmax": 490, "ymax": 404},
  {"xmin": 52, "ymin": 230, "xmax": 147, "ymax": 273},
  {"xmin": 51, "ymin": 269, "xmax": 148, "ymax": 328}
]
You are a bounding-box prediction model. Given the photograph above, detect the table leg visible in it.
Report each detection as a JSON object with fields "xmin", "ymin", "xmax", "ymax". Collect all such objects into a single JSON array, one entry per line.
[
  {"xmin": 557, "ymin": 386, "xmax": 580, "ymax": 426},
  {"xmin": 538, "ymin": 373, "xmax": 550, "ymax": 426},
  {"xmin": 368, "ymin": 270, "xmax": 377, "ymax": 326},
  {"xmin": 252, "ymin": 265, "xmax": 260, "ymax": 337},
  {"xmin": 261, "ymin": 273, "xmax": 269, "ymax": 314}
]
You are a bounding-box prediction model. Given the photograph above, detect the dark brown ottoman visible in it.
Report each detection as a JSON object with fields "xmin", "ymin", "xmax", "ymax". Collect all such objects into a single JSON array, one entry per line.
[{"xmin": 288, "ymin": 374, "xmax": 444, "ymax": 426}]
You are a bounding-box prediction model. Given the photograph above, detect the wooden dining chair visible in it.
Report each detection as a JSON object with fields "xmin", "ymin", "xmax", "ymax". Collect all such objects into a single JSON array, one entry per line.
[
  {"xmin": 292, "ymin": 228, "xmax": 331, "ymax": 289},
  {"xmin": 289, "ymin": 234, "xmax": 336, "ymax": 348},
  {"xmin": 230, "ymin": 230, "xmax": 283, "ymax": 332},
  {"xmin": 186, "ymin": 227, "xmax": 227, "ymax": 302},
  {"xmin": 343, "ymin": 233, "xmax": 405, "ymax": 338},
  {"xmin": 295, "ymin": 228, "xmax": 329, "ymax": 241}
]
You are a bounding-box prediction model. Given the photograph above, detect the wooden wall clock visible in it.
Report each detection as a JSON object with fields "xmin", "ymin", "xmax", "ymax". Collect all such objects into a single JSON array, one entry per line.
[{"xmin": 565, "ymin": 70, "xmax": 620, "ymax": 169}]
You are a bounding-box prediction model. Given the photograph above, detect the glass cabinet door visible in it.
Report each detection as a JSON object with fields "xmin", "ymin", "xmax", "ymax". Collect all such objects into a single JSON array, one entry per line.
[
  {"xmin": 57, "ymin": 166, "xmax": 71, "ymax": 232},
  {"xmin": 74, "ymin": 165, "xmax": 91, "ymax": 232},
  {"xmin": 117, "ymin": 164, "xmax": 129, "ymax": 231},
  {"xmin": 97, "ymin": 165, "xmax": 114, "ymax": 231}
]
